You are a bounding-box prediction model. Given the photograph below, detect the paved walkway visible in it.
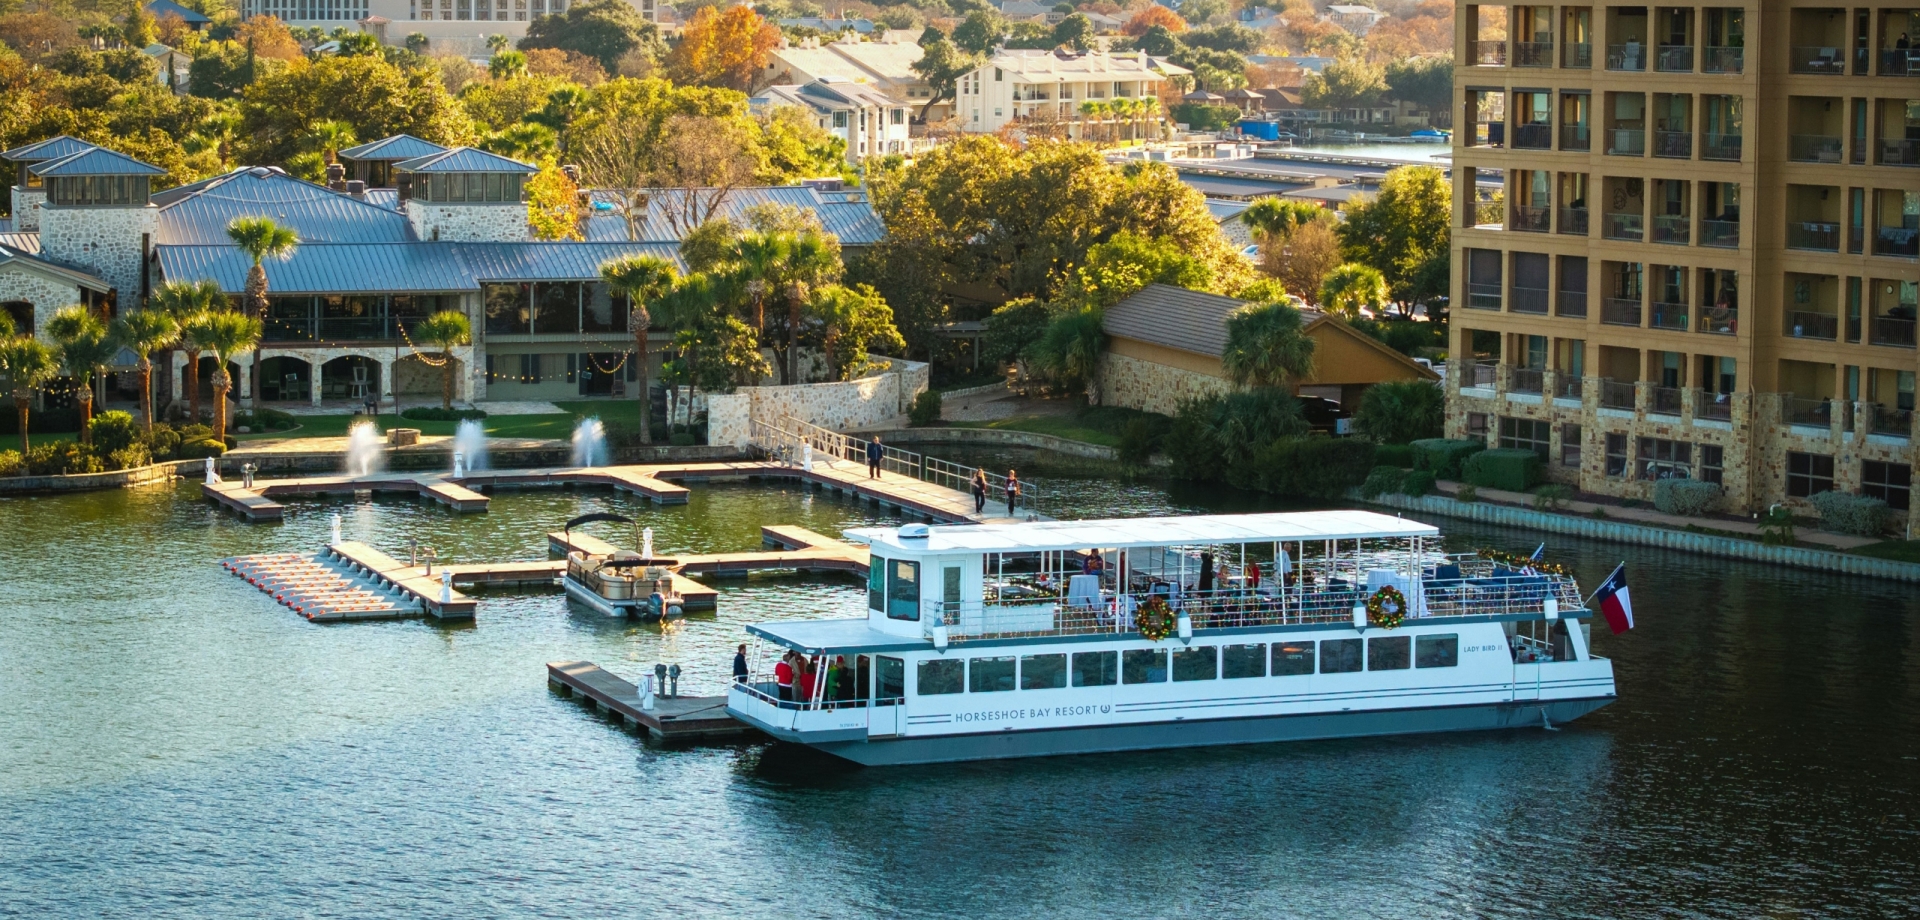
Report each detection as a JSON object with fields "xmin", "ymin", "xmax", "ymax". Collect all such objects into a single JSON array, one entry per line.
[{"xmin": 1432, "ymin": 480, "xmax": 1879, "ymax": 550}]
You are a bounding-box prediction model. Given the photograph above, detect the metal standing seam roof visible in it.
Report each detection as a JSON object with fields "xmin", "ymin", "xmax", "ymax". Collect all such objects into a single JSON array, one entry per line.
[
  {"xmin": 580, "ymin": 187, "xmax": 886, "ymax": 244},
  {"xmin": 145, "ymin": 0, "xmax": 211, "ymax": 23},
  {"xmin": 337, "ymin": 134, "xmax": 449, "ymax": 162},
  {"xmin": 153, "ymin": 168, "xmax": 416, "ymax": 244},
  {"xmin": 846, "ymin": 510, "xmax": 1440, "ymax": 555},
  {"xmin": 393, "ymin": 147, "xmax": 536, "ymax": 173},
  {"xmin": 0, "ymin": 135, "xmax": 95, "ymax": 162},
  {"xmin": 0, "ymin": 244, "xmax": 111, "ymax": 291},
  {"xmin": 1101, "ymin": 283, "xmax": 1253, "ymax": 358},
  {"xmin": 0, "ymin": 232, "xmax": 41, "ymax": 253},
  {"xmin": 457, "ymin": 242, "xmax": 686, "ymax": 282},
  {"xmin": 29, "ymin": 147, "xmax": 166, "ymax": 177},
  {"xmin": 154, "ymin": 241, "xmax": 688, "ymax": 294}
]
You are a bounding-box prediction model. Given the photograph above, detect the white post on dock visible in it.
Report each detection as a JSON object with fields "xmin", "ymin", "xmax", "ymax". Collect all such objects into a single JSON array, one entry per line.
[
  {"xmin": 641, "ymin": 675, "xmax": 656, "ymax": 710},
  {"xmin": 441, "ymin": 571, "xmax": 452, "ymax": 605},
  {"xmin": 452, "ymin": 451, "xmax": 465, "ymax": 478},
  {"xmin": 330, "ymin": 513, "xmax": 342, "ymax": 546},
  {"xmin": 642, "ymin": 527, "xmax": 654, "ymax": 560},
  {"xmin": 204, "ymin": 456, "xmax": 220, "ymax": 485},
  {"xmin": 802, "ymin": 442, "xmax": 813, "ymax": 471}
]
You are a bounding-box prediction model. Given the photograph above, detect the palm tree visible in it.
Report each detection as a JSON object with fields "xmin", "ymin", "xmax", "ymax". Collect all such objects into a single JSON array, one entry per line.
[
  {"xmin": 226, "ymin": 217, "xmax": 298, "ymax": 410},
  {"xmin": 779, "ymin": 231, "xmax": 837, "ymax": 385},
  {"xmin": 1221, "ymin": 300, "xmax": 1316, "ymax": 389},
  {"xmin": 1114, "ymin": 98, "xmax": 1139, "ymax": 142},
  {"xmin": 45, "ymin": 306, "xmax": 117, "ymax": 444},
  {"xmin": 413, "ymin": 310, "xmax": 472, "ymax": 411},
  {"xmin": 1318, "ymin": 263, "xmax": 1391, "ymax": 318},
  {"xmin": 194, "ymin": 311, "xmax": 263, "ymax": 443},
  {"xmin": 486, "ymin": 33, "xmax": 509, "ymax": 53},
  {"xmin": 729, "ymin": 231, "xmax": 789, "ymax": 352},
  {"xmin": 1030, "ymin": 307, "xmax": 1107, "ymax": 404},
  {"xmin": 0, "ymin": 334, "xmax": 58, "ymax": 454},
  {"xmin": 309, "ymin": 120, "xmax": 357, "ymax": 164},
  {"xmin": 651, "ymin": 274, "xmax": 720, "ymax": 431},
  {"xmin": 152, "ymin": 279, "xmax": 226, "ymax": 423},
  {"xmin": 599, "ymin": 254, "xmax": 680, "ymax": 443},
  {"xmin": 489, "ymin": 49, "xmax": 527, "ymax": 80},
  {"xmin": 1136, "ymin": 97, "xmax": 1161, "ymax": 141},
  {"xmin": 113, "ymin": 308, "xmax": 179, "ymax": 434},
  {"xmin": 1078, "ymin": 100, "xmax": 1104, "ymax": 144}
]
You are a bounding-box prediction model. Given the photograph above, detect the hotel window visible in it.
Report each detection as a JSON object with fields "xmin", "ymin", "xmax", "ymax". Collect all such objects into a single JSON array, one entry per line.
[
  {"xmin": 1020, "ymin": 654, "xmax": 1067, "ymax": 690},
  {"xmin": 1171, "ymin": 646, "xmax": 1217, "ymax": 681},
  {"xmin": 1698, "ymin": 444, "xmax": 1724, "ymax": 484},
  {"xmin": 1500, "ymin": 417, "xmax": 1551, "ymax": 460},
  {"xmin": 1786, "ymin": 452, "xmax": 1835, "ymax": 497},
  {"xmin": 1636, "ymin": 437, "xmax": 1691, "ymax": 480},
  {"xmin": 1122, "ymin": 648, "xmax": 1167, "ymax": 684},
  {"xmin": 516, "ymin": 0, "xmax": 526, "ymax": 19},
  {"xmin": 1319, "ymin": 638, "xmax": 1362, "ymax": 673},
  {"xmin": 1071, "ymin": 651, "xmax": 1117, "ymax": 686},
  {"xmin": 1222, "ymin": 644, "xmax": 1266, "ymax": 679},
  {"xmin": 1862, "ymin": 461, "xmax": 1911, "ymax": 511},
  {"xmin": 832, "ymin": 112, "xmax": 847, "ymax": 128},
  {"xmin": 916, "ymin": 658, "xmax": 963, "ymax": 695},
  {"xmin": 1466, "ymin": 412, "xmax": 1489, "ymax": 438},
  {"xmin": 1270, "ymin": 641, "xmax": 1313, "ymax": 676},
  {"xmin": 969, "ymin": 656, "xmax": 1015, "ymax": 692},
  {"xmin": 1561, "ymin": 424, "xmax": 1583, "ymax": 468},
  {"xmin": 1605, "ymin": 432, "xmax": 1628, "ymax": 476},
  {"xmin": 1367, "ymin": 636, "xmax": 1411, "ymax": 671},
  {"xmin": 1415, "ymin": 634, "xmax": 1459, "ymax": 668}
]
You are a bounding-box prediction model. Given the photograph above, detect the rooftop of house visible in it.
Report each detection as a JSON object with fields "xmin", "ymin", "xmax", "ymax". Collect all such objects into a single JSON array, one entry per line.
[
  {"xmin": 145, "ymin": 0, "xmax": 210, "ymax": 24},
  {"xmin": 1, "ymin": 135, "xmax": 99, "ymax": 164},
  {"xmin": 337, "ymin": 134, "xmax": 450, "ymax": 162},
  {"xmin": 0, "ymin": 242, "xmax": 111, "ymax": 292},
  {"xmin": 155, "ymin": 241, "xmax": 688, "ymax": 295},
  {"xmin": 580, "ymin": 186, "xmax": 886, "ymax": 245},
  {"xmin": 982, "ymin": 48, "xmax": 1180, "ymax": 78},
  {"xmin": 393, "ymin": 147, "xmax": 536, "ymax": 174},
  {"xmin": 770, "ymin": 40, "xmax": 927, "ymax": 85},
  {"xmin": 777, "ymin": 17, "xmax": 876, "ymax": 33},
  {"xmin": 754, "ymin": 78, "xmax": 904, "ymax": 114},
  {"xmin": 1103, "ymin": 283, "xmax": 1438, "ymax": 381},
  {"xmin": 151, "ymin": 167, "xmax": 415, "ymax": 245},
  {"xmin": 29, "ymin": 146, "xmax": 168, "ymax": 178}
]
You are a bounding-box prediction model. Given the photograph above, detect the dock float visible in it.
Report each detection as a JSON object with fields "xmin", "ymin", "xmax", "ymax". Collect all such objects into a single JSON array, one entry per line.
[
  {"xmin": 546, "ymin": 525, "xmax": 870, "ymax": 579},
  {"xmin": 547, "ymin": 660, "xmax": 753, "ymax": 740}
]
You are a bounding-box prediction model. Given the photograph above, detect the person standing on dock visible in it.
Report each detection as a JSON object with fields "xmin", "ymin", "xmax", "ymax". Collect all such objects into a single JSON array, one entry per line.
[
  {"xmin": 970, "ymin": 470, "xmax": 988, "ymax": 513},
  {"xmin": 733, "ymin": 644, "xmax": 749, "ymax": 685},
  {"xmin": 866, "ymin": 437, "xmax": 884, "ymax": 479},
  {"xmin": 1005, "ymin": 470, "xmax": 1021, "ymax": 517},
  {"xmin": 775, "ymin": 653, "xmax": 795, "ymax": 702}
]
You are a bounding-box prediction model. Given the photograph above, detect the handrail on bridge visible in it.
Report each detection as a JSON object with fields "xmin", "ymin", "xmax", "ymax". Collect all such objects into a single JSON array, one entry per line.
[{"xmin": 748, "ymin": 413, "xmax": 1045, "ymax": 518}]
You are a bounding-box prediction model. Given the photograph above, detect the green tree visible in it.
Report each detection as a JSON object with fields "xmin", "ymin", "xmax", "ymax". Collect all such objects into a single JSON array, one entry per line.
[
  {"xmin": 1301, "ymin": 55, "xmax": 1387, "ymax": 115},
  {"xmin": 0, "ymin": 334, "xmax": 58, "ymax": 454},
  {"xmin": 1133, "ymin": 24, "xmax": 1179, "ymax": 56},
  {"xmin": 807, "ymin": 284, "xmax": 905, "ymax": 382},
  {"xmin": 405, "ymin": 33, "xmax": 430, "ymax": 53},
  {"xmin": 980, "ymin": 297, "xmax": 1051, "ymax": 372},
  {"xmin": 951, "ymin": 9, "xmax": 1004, "ymax": 54},
  {"xmin": 521, "ymin": 0, "xmax": 664, "ymax": 73},
  {"xmin": 151, "ymin": 279, "xmax": 226, "ymax": 423},
  {"xmin": 413, "ymin": 310, "xmax": 472, "ymax": 410},
  {"xmin": 1028, "ymin": 306, "xmax": 1106, "ymax": 402},
  {"xmin": 908, "ymin": 37, "xmax": 978, "ymax": 122},
  {"xmin": 226, "ymin": 217, "xmax": 297, "ymax": 408},
  {"xmin": 1318, "ymin": 262, "xmax": 1390, "ymax": 317},
  {"xmin": 45, "ymin": 306, "xmax": 117, "ymax": 443},
  {"xmin": 773, "ymin": 230, "xmax": 840, "ymax": 384},
  {"xmin": 112, "ymin": 308, "xmax": 179, "ymax": 434},
  {"xmin": 486, "ymin": 33, "xmax": 510, "ymax": 53},
  {"xmin": 1220, "ymin": 299, "xmax": 1315, "ymax": 388},
  {"xmin": 336, "ymin": 32, "xmax": 380, "ymax": 56},
  {"xmin": 1052, "ymin": 13, "xmax": 1094, "ymax": 51},
  {"xmin": 1334, "ymin": 165, "xmax": 1451, "ymax": 308},
  {"xmin": 1354, "ymin": 379, "xmax": 1444, "ymax": 444},
  {"xmin": 192, "ymin": 310, "xmax": 263, "ymax": 443},
  {"xmin": 1061, "ymin": 230, "xmax": 1211, "ymax": 308},
  {"xmin": 233, "ymin": 54, "xmax": 477, "ymax": 166},
  {"xmin": 1242, "ymin": 198, "xmax": 1321, "ymax": 244},
  {"xmin": 599, "ymin": 254, "xmax": 680, "ymax": 441},
  {"xmin": 489, "ymin": 49, "xmax": 528, "ymax": 79},
  {"xmin": 307, "ymin": 118, "xmax": 357, "ymax": 164},
  {"xmin": 1383, "ymin": 54, "xmax": 1453, "ymax": 121},
  {"xmin": 1181, "ymin": 22, "xmax": 1262, "ymax": 53}
]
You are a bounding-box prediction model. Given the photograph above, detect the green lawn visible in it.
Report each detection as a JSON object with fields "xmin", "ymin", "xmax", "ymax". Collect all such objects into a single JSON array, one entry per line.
[
  {"xmin": 1855, "ymin": 540, "xmax": 1920, "ymax": 564},
  {"xmin": 950, "ymin": 416, "xmax": 1124, "ymax": 448}
]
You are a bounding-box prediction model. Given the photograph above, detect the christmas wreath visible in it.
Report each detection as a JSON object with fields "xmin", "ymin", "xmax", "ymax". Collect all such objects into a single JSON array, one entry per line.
[
  {"xmin": 1136, "ymin": 596, "xmax": 1177, "ymax": 641},
  {"xmin": 1366, "ymin": 585, "xmax": 1407, "ymax": 630}
]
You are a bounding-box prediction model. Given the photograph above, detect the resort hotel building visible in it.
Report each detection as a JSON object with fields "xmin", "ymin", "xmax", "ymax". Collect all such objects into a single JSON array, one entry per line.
[
  {"xmin": 0, "ymin": 134, "xmax": 883, "ymax": 414},
  {"xmin": 1447, "ymin": 2, "xmax": 1919, "ymax": 524}
]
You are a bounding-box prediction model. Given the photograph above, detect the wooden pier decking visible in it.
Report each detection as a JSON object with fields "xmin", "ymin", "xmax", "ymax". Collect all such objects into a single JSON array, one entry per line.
[{"xmin": 547, "ymin": 660, "xmax": 752, "ymax": 740}]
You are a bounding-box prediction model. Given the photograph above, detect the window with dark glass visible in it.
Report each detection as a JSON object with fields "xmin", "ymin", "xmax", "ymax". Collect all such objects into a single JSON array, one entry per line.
[
  {"xmin": 1561, "ymin": 424, "xmax": 1583, "ymax": 468},
  {"xmin": 1020, "ymin": 654, "xmax": 1067, "ymax": 689},
  {"xmin": 533, "ymin": 282, "xmax": 581, "ymax": 334},
  {"xmin": 1786, "ymin": 452, "xmax": 1835, "ymax": 497},
  {"xmin": 1605, "ymin": 432, "xmax": 1629, "ymax": 476},
  {"xmin": 484, "ymin": 283, "xmax": 530, "ymax": 334},
  {"xmin": 1500, "ymin": 417, "xmax": 1552, "ymax": 459},
  {"xmin": 868, "ymin": 555, "xmax": 887, "ymax": 611},
  {"xmin": 1467, "ymin": 412, "xmax": 1489, "ymax": 437},
  {"xmin": 1319, "ymin": 638, "xmax": 1362, "ymax": 673},
  {"xmin": 875, "ymin": 656, "xmax": 905, "ymax": 700},
  {"xmin": 1271, "ymin": 641, "xmax": 1314, "ymax": 676},
  {"xmin": 917, "ymin": 658, "xmax": 963, "ymax": 695},
  {"xmin": 1862, "ymin": 461, "xmax": 1911, "ymax": 511},
  {"xmin": 970, "ymin": 656, "xmax": 1016, "ymax": 692},
  {"xmin": 583, "ymin": 283, "xmax": 625, "ymax": 333},
  {"xmin": 1415, "ymin": 634, "xmax": 1459, "ymax": 668},
  {"xmin": 1367, "ymin": 636, "xmax": 1411, "ymax": 670},
  {"xmin": 1071, "ymin": 651, "xmax": 1117, "ymax": 686},
  {"xmin": 1698, "ymin": 444, "xmax": 1724, "ymax": 484},
  {"xmin": 886, "ymin": 559, "xmax": 920, "ymax": 621},
  {"xmin": 1222, "ymin": 643, "xmax": 1266, "ymax": 679},
  {"xmin": 1122, "ymin": 648, "xmax": 1167, "ymax": 684},
  {"xmin": 1636, "ymin": 437, "xmax": 1692, "ymax": 479},
  {"xmin": 1171, "ymin": 646, "xmax": 1217, "ymax": 681}
]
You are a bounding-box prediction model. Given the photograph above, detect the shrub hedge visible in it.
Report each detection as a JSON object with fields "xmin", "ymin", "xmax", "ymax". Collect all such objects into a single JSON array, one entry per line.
[
  {"xmin": 1373, "ymin": 443, "xmax": 1413, "ymax": 468},
  {"xmin": 1247, "ymin": 437, "xmax": 1375, "ymax": 499},
  {"xmin": 1360, "ymin": 465, "xmax": 1407, "ymax": 499},
  {"xmin": 1652, "ymin": 479, "xmax": 1720, "ymax": 517},
  {"xmin": 908, "ymin": 389, "xmax": 942, "ymax": 427},
  {"xmin": 1401, "ymin": 470, "xmax": 1436, "ymax": 496},
  {"xmin": 1462, "ymin": 448, "xmax": 1542, "ymax": 492},
  {"xmin": 178, "ymin": 438, "xmax": 228, "ymax": 459},
  {"xmin": 1809, "ymin": 490, "xmax": 1889, "ymax": 536},
  {"xmin": 1410, "ymin": 438, "xmax": 1485, "ymax": 479}
]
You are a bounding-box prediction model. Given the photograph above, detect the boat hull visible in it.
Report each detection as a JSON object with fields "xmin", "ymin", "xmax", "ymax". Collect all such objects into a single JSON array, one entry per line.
[
  {"xmin": 774, "ymin": 697, "xmax": 1615, "ymax": 766},
  {"xmin": 563, "ymin": 577, "xmax": 681, "ymax": 619}
]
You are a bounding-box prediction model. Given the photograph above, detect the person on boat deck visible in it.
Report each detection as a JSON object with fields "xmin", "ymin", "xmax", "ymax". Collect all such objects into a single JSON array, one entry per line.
[
  {"xmin": 797, "ymin": 658, "xmax": 815, "ymax": 703},
  {"xmin": 970, "ymin": 470, "xmax": 988, "ymax": 513},
  {"xmin": 774, "ymin": 653, "xmax": 795, "ymax": 702},
  {"xmin": 866, "ymin": 437, "xmax": 884, "ymax": 479},
  {"xmin": 1247, "ymin": 560, "xmax": 1262, "ymax": 591},
  {"xmin": 1005, "ymin": 470, "xmax": 1021, "ymax": 516},
  {"xmin": 834, "ymin": 655, "xmax": 855, "ymax": 701},
  {"xmin": 733, "ymin": 644, "xmax": 749, "ymax": 684},
  {"xmin": 1084, "ymin": 549, "xmax": 1104, "ymax": 576},
  {"xmin": 1197, "ymin": 552, "xmax": 1215, "ymax": 594},
  {"xmin": 823, "ymin": 658, "xmax": 842, "ymax": 708}
]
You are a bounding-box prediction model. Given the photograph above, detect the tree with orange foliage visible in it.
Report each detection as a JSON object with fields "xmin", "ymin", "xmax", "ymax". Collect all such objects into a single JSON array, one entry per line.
[
  {"xmin": 233, "ymin": 15, "xmax": 303, "ymax": 61},
  {"xmin": 1123, "ymin": 4, "xmax": 1186, "ymax": 36},
  {"xmin": 667, "ymin": 5, "xmax": 780, "ymax": 92}
]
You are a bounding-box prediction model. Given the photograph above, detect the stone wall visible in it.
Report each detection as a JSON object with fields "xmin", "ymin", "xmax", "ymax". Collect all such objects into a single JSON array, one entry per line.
[
  {"xmin": 1097, "ymin": 351, "xmax": 1232, "ymax": 417},
  {"xmin": 706, "ymin": 354, "xmax": 929, "ymax": 448},
  {"xmin": 37, "ymin": 204, "xmax": 157, "ymax": 297},
  {"xmin": 403, "ymin": 200, "xmax": 529, "ymax": 242},
  {"xmin": 0, "ymin": 265, "xmax": 84, "ymax": 338},
  {"xmin": 9, "ymin": 187, "xmax": 45, "ymax": 231}
]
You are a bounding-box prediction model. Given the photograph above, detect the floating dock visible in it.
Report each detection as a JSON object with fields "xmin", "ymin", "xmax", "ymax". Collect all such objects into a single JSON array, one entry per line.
[
  {"xmin": 547, "ymin": 660, "xmax": 753, "ymax": 740},
  {"xmin": 221, "ymin": 540, "xmax": 477, "ymax": 621}
]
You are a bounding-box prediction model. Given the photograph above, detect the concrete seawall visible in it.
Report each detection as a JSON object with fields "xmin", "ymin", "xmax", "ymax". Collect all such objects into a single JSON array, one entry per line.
[{"xmin": 1364, "ymin": 491, "xmax": 1920, "ymax": 583}]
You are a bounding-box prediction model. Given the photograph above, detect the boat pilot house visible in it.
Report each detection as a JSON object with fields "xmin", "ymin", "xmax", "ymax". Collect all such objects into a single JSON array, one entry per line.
[{"xmin": 726, "ymin": 511, "xmax": 1618, "ymax": 765}]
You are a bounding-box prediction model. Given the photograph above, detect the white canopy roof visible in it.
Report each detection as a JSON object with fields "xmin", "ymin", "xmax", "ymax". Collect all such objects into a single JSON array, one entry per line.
[{"xmin": 846, "ymin": 510, "xmax": 1438, "ymax": 555}]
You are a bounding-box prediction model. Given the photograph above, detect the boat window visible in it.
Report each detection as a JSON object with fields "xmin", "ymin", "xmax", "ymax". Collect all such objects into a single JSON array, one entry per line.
[
  {"xmin": 1271, "ymin": 641, "xmax": 1314, "ymax": 676},
  {"xmin": 1020, "ymin": 653, "xmax": 1067, "ymax": 689},
  {"xmin": 1172, "ymin": 646, "xmax": 1218, "ymax": 681},
  {"xmin": 1071, "ymin": 651, "xmax": 1117, "ymax": 686},
  {"xmin": 942, "ymin": 566, "xmax": 961, "ymax": 617},
  {"xmin": 1122, "ymin": 648, "xmax": 1168, "ymax": 684},
  {"xmin": 875, "ymin": 656, "xmax": 905, "ymax": 701},
  {"xmin": 1367, "ymin": 636, "xmax": 1412, "ymax": 671},
  {"xmin": 1320, "ymin": 639, "xmax": 1363, "ymax": 673},
  {"xmin": 868, "ymin": 556, "xmax": 886, "ymax": 611},
  {"xmin": 1222, "ymin": 643, "xmax": 1266, "ymax": 679},
  {"xmin": 1416, "ymin": 634, "xmax": 1459, "ymax": 668},
  {"xmin": 887, "ymin": 559, "xmax": 920, "ymax": 621},
  {"xmin": 917, "ymin": 658, "xmax": 964, "ymax": 695},
  {"xmin": 970, "ymin": 656, "xmax": 1016, "ymax": 692}
]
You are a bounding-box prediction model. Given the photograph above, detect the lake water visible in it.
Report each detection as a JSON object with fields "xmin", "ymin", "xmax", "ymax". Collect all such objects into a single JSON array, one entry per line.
[{"xmin": 2, "ymin": 468, "xmax": 1916, "ymax": 918}]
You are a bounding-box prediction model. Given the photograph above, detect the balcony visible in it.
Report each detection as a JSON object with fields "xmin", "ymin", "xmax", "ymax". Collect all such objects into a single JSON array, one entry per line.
[
  {"xmin": 1787, "ymin": 221, "xmax": 1840, "ymax": 252},
  {"xmin": 1472, "ymin": 41, "xmax": 1508, "ymax": 65},
  {"xmin": 1600, "ymin": 379, "xmax": 1637, "ymax": 409},
  {"xmin": 1789, "ymin": 135, "xmax": 1843, "ymax": 163},
  {"xmin": 1699, "ymin": 302, "xmax": 1738, "ymax": 335},
  {"xmin": 1564, "ymin": 42, "xmax": 1593, "ymax": 68},
  {"xmin": 1510, "ymin": 367, "xmax": 1545, "ymax": 393},
  {"xmin": 1876, "ymin": 227, "xmax": 1920, "ymax": 258},
  {"xmin": 1466, "ymin": 283, "xmax": 1503, "ymax": 309},
  {"xmin": 1602, "ymin": 298, "xmax": 1643, "ymax": 326},
  {"xmin": 1607, "ymin": 43, "xmax": 1648, "ymax": 70},
  {"xmin": 1513, "ymin": 123, "xmax": 1554, "ymax": 149},
  {"xmin": 1556, "ymin": 375, "xmax": 1583, "ymax": 400},
  {"xmin": 1604, "ymin": 212, "xmax": 1645, "ymax": 241},
  {"xmin": 1788, "ymin": 311, "xmax": 1840, "ymax": 340},
  {"xmin": 1650, "ymin": 301, "xmax": 1690, "ymax": 330},
  {"xmin": 1882, "ymin": 50, "xmax": 1920, "ymax": 76},
  {"xmin": 1789, "ymin": 47, "xmax": 1847, "ymax": 74},
  {"xmin": 1785, "ymin": 396, "xmax": 1836, "ymax": 428},
  {"xmin": 1697, "ymin": 390, "xmax": 1733, "ymax": 420},
  {"xmin": 1560, "ymin": 124, "xmax": 1592, "ymax": 151},
  {"xmin": 1511, "ymin": 285, "xmax": 1551, "ymax": 313},
  {"xmin": 1469, "ymin": 362, "xmax": 1499, "ymax": 388},
  {"xmin": 1871, "ymin": 315, "xmax": 1917, "ymax": 347},
  {"xmin": 317, "ymin": 317, "xmax": 391, "ymax": 340},
  {"xmin": 1701, "ymin": 133, "xmax": 1742, "ymax": 161},
  {"xmin": 1514, "ymin": 41, "xmax": 1554, "ymax": 66},
  {"xmin": 1558, "ymin": 208, "xmax": 1590, "ymax": 236},
  {"xmin": 1649, "ymin": 386, "xmax": 1683, "ymax": 415},
  {"xmin": 1652, "ymin": 214, "xmax": 1690, "ymax": 244},
  {"xmin": 1653, "ymin": 130, "xmax": 1692, "ymax": 158},
  {"xmin": 1881, "ymin": 139, "xmax": 1920, "ymax": 166},
  {"xmin": 1511, "ymin": 205, "xmax": 1551, "ymax": 232},
  {"xmin": 1656, "ymin": 45, "xmax": 1694, "ymax": 72},
  {"xmin": 1702, "ymin": 46, "xmax": 1744, "ymax": 73},
  {"xmin": 1872, "ymin": 407, "xmax": 1915, "ymax": 436},
  {"xmin": 1699, "ymin": 219, "xmax": 1739, "ymax": 248},
  {"xmin": 1557, "ymin": 289, "xmax": 1588, "ymax": 317},
  {"xmin": 1607, "ymin": 128, "xmax": 1646, "ymax": 156}
]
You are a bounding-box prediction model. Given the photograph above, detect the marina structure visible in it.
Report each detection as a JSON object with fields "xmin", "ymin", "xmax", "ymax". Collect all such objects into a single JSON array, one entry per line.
[{"xmin": 728, "ymin": 511, "xmax": 1615, "ymax": 765}]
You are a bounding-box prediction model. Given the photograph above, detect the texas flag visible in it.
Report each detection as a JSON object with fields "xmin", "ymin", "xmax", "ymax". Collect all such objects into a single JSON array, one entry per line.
[{"xmin": 1593, "ymin": 563, "xmax": 1634, "ymax": 634}]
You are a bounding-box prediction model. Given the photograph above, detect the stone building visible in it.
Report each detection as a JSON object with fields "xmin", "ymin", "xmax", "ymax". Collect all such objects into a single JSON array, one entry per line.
[{"xmin": 1447, "ymin": 0, "xmax": 1918, "ymax": 527}]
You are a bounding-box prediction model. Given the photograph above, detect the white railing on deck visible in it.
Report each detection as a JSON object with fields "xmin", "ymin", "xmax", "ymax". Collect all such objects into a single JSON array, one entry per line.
[{"xmin": 749, "ymin": 413, "xmax": 1045, "ymax": 517}]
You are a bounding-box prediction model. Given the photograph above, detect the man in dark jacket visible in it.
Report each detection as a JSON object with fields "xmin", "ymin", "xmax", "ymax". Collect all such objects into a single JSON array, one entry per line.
[
  {"xmin": 866, "ymin": 437, "xmax": 883, "ymax": 479},
  {"xmin": 732, "ymin": 644, "xmax": 749, "ymax": 684}
]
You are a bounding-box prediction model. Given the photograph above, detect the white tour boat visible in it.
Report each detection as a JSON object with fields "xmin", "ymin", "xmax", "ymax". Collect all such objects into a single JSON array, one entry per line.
[
  {"xmin": 560, "ymin": 512, "xmax": 686, "ymax": 619},
  {"xmin": 726, "ymin": 510, "xmax": 1617, "ymax": 765}
]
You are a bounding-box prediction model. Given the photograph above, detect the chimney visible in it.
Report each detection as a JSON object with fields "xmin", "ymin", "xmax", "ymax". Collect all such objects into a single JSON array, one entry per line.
[
  {"xmin": 345, "ymin": 179, "xmax": 367, "ymax": 199},
  {"xmin": 561, "ymin": 164, "xmax": 581, "ymax": 183},
  {"xmin": 325, "ymin": 162, "xmax": 347, "ymax": 190}
]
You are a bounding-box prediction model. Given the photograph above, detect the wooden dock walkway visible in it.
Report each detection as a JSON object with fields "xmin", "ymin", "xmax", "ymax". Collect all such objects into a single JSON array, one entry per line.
[{"xmin": 547, "ymin": 661, "xmax": 752, "ymax": 740}]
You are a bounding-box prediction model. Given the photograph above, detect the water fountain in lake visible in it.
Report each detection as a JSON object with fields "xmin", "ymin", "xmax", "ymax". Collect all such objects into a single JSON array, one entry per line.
[
  {"xmin": 343, "ymin": 421, "xmax": 386, "ymax": 478},
  {"xmin": 451, "ymin": 419, "xmax": 489, "ymax": 476},
  {"xmin": 570, "ymin": 418, "xmax": 608, "ymax": 468}
]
